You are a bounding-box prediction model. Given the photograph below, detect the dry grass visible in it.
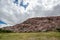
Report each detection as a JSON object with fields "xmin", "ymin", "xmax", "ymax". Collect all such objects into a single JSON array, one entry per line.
[{"xmin": 0, "ymin": 32, "xmax": 60, "ymax": 40}]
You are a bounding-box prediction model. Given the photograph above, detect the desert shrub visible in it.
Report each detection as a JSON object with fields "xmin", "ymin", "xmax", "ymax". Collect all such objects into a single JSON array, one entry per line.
[
  {"xmin": 0, "ymin": 29, "xmax": 13, "ymax": 33},
  {"xmin": 56, "ymin": 28, "xmax": 60, "ymax": 32}
]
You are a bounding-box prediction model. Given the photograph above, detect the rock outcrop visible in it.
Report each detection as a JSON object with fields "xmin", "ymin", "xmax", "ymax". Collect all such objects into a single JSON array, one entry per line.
[{"xmin": 1, "ymin": 16, "xmax": 60, "ymax": 32}]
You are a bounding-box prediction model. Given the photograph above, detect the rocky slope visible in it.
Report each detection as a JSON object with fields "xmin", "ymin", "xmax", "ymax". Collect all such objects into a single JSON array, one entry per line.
[{"xmin": 1, "ymin": 16, "xmax": 60, "ymax": 32}]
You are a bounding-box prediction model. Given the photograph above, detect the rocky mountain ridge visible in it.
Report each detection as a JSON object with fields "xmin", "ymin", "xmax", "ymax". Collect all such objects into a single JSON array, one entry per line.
[{"xmin": 1, "ymin": 16, "xmax": 60, "ymax": 32}]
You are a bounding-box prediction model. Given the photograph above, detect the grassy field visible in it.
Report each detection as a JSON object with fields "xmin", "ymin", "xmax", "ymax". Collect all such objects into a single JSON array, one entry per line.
[{"xmin": 0, "ymin": 32, "xmax": 60, "ymax": 40}]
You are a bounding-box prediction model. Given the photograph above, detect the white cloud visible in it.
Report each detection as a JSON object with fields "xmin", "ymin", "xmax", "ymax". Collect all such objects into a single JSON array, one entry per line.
[{"xmin": 0, "ymin": 0, "xmax": 60, "ymax": 27}]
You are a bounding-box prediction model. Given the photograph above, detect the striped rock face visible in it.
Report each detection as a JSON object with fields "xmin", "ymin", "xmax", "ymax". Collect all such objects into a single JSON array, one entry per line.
[{"xmin": 0, "ymin": 0, "xmax": 60, "ymax": 27}]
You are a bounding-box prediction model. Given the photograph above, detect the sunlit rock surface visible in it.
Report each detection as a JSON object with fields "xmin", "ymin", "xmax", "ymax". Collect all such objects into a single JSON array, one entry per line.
[{"xmin": 1, "ymin": 16, "xmax": 60, "ymax": 32}]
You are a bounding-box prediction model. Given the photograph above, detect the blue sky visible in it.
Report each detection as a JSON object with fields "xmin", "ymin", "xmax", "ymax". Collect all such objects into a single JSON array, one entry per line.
[
  {"xmin": 14, "ymin": 0, "xmax": 29, "ymax": 9},
  {"xmin": 0, "ymin": 21, "xmax": 6, "ymax": 24}
]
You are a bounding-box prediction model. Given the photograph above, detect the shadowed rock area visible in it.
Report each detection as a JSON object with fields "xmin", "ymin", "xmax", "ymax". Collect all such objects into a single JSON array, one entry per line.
[{"xmin": 1, "ymin": 16, "xmax": 60, "ymax": 32}]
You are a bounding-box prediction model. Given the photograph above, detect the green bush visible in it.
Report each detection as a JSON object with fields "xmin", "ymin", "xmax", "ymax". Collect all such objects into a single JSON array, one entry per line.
[
  {"xmin": 0, "ymin": 29, "xmax": 13, "ymax": 33},
  {"xmin": 56, "ymin": 28, "xmax": 60, "ymax": 32}
]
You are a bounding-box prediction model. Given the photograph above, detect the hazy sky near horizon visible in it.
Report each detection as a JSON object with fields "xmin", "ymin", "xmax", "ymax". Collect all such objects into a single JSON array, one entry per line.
[{"xmin": 0, "ymin": 0, "xmax": 60, "ymax": 27}]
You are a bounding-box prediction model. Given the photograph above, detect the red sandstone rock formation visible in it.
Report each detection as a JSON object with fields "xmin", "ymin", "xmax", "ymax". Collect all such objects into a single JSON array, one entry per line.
[{"xmin": 1, "ymin": 16, "xmax": 60, "ymax": 32}]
